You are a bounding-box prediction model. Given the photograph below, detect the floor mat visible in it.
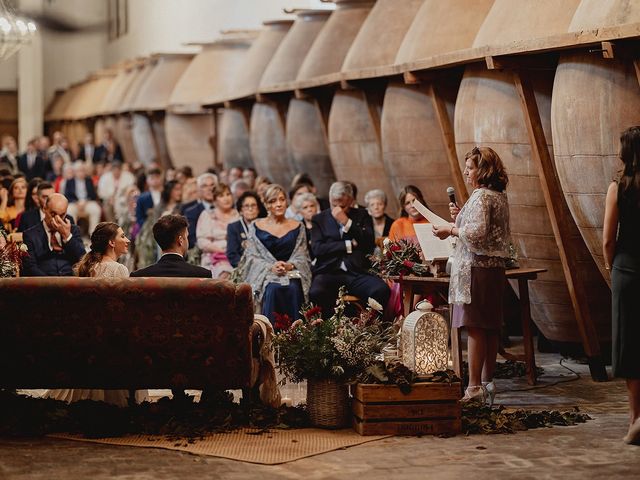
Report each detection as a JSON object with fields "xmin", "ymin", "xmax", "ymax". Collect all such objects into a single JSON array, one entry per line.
[{"xmin": 49, "ymin": 428, "xmax": 390, "ymax": 465}]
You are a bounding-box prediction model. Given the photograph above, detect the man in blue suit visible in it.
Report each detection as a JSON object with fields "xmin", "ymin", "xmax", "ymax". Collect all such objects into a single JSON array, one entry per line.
[
  {"xmin": 22, "ymin": 193, "xmax": 86, "ymax": 276},
  {"xmin": 309, "ymin": 181, "xmax": 390, "ymax": 317},
  {"xmin": 17, "ymin": 138, "xmax": 48, "ymax": 181},
  {"xmin": 135, "ymin": 168, "xmax": 164, "ymax": 228}
]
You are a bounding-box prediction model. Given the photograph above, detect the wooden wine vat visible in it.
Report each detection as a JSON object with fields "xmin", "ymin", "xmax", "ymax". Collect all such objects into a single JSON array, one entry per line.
[
  {"xmin": 114, "ymin": 115, "xmax": 137, "ymax": 166},
  {"xmin": 249, "ymin": 101, "xmax": 291, "ymax": 186},
  {"xmin": 329, "ymin": 89, "xmax": 396, "ymax": 209},
  {"xmin": 454, "ymin": 65, "xmax": 610, "ymax": 342},
  {"xmin": 394, "ymin": 0, "xmax": 494, "ymax": 64},
  {"xmin": 341, "ymin": 0, "xmax": 424, "ymax": 74},
  {"xmin": 165, "ymin": 112, "xmax": 215, "ymax": 174},
  {"xmin": 296, "ymin": 0, "xmax": 374, "ymax": 86},
  {"xmin": 129, "ymin": 54, "xmax": 193, "ymax": 168},
  {"xmin": 473, "ymin": 0, "xmax": 581, "ymax": 47},
  {"xmin": 381, "ymin": 81, "xmax": 458, "ymax": 219},
  {"xmin": 286, "ymin": 97, "xmax": 335, "ymax": 196},
  {"xmin": 229, "ymin": 20, "xmax": 293, "ymax": 100},
  {"xmin": 567, "ymin": 0, "xmax": 640, "ymax": 29},
  {"xmin": 552, "ymin": 56, "xmax": 640, "ymax": 281},
  {"xmin": 217, "ymin": 106, "xmax": 253, "ymax": 170},
  {"xmin": 260, "ymin": 10, "xmax": 331, "ymax": 93},
  {"xmin": 251, "ymin": 10, "xmax": 331, "ymax": 185}
]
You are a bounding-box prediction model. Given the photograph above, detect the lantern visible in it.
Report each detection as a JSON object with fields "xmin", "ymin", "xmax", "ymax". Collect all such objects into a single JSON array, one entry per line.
[{"xmin": 401, "ymin": 301, "xmax": 449, "ymax": 375}]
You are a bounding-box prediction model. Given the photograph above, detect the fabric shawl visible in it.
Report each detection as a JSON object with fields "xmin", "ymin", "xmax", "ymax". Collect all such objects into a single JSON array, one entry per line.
[{"xmin": 242, "ymin": 222, "xmax": 312, "ymax": 303}]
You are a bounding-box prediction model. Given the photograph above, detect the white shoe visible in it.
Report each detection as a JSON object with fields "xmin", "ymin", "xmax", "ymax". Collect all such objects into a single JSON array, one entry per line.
[
  {"xmin": 461, "ymin": 385, "xmax": 486, "ymax": 403},
  {"xmin": 482, "ymin": 381, "xmax": 496, "ymax": 407}
]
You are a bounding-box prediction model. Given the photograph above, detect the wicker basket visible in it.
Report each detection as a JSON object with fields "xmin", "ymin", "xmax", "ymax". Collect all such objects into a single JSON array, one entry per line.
[{"xmin": 306, "ymin": 378, "xmax": 350, "ymax": 428}]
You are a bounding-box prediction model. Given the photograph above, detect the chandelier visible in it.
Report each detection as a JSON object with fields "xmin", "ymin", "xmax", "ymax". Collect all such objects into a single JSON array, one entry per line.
[{"xmin": 0, "ymin": 0, "xmax": 37, "ymax": 61}]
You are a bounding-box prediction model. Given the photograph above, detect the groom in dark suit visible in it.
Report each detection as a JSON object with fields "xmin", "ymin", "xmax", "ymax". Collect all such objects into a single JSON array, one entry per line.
[
  {"xmin": 130, "ymin": 214, "xmax": 212, "ymax": 278},
  {"xmin": 309, "ymin": 181, "xmax": 389, "ymax": 317}
]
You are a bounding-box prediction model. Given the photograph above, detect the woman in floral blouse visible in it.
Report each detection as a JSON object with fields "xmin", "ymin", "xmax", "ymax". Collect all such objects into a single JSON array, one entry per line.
[{"xmin": 433, "ymin": 147, "xmax": 511, "ymax": 405}]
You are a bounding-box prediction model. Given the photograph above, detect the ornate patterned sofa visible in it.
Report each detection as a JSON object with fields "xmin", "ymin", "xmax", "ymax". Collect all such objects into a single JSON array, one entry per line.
[{"xmin": 0, "ymin": 277, "xmax": 261, "ymax": 393}]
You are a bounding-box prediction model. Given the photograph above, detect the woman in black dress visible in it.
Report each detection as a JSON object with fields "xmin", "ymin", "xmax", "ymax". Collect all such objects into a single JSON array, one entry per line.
[{"xmin": 603, "ymin": 126, "xmax": 640, "ymax": 445}]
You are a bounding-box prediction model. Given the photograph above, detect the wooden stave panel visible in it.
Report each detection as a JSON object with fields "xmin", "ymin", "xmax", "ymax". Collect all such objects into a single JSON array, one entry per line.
[
  {"xmin": 295, "ymin": 1, "xmax": 375, "ymax": 83},
  {"xmin": 259, "ymin": 10, "xmax": 331, "ymax": 91},
  {"xmin": 551, "ymin": 53, "xmax": 640, "ymax": 281},
  {"xmin": 118, "ymin": 62, "xmax": 155, "ymax": 114},
  {"xmin": 201, "ymin": 39, "xmax": 255, "ymax": 107},
  {"xmin": 131, "ymin": 113, "xmax": 159, "ymax": 168},
  {"xmin": 249, "ymin": 101, "xmax": 293, "ymax": 187},
  {"xmin": 568, "ymin": 0, "xmax": 640, "ymax": 30},
  {"xmin": 341, "ymin": 0, "xmax": 424, "ymax": 72},
  {"xmin": 231, "ymin": 20, "xmax": 293, "ymax": 99},
  {"xmin": 114, "ymin": 116, "xmax": 138, "ymax": 165},
  {"xmin": 165, "ymin": 112, "xmax": 215, "ymax": 174},
  {"xmin": 328, "ymin": 89, "xmax": 398, "ymax": 212},
  {"xmin": 472, "ymin": 0, "xmax": 581, "ymax": 47},
  {"xmin": 454, "ymin": 65, "xmax": 610, "ymax": 342},
  {"xmin": 97, "ymin": 64, "xmax": 138, "ymax": 116},
  {"xmin": 286, "ymin": 97, "xmax": 336, "ymax": 197},
  {"xmin": 395, "ymin": 0, "xmax": 494, "ymax": 64},
  {"xmin": 217, "ymin": 107, "xmax": 253, "ymax": 170},
  {"xmin": 150, "ymin": 113, "xmax": 172, "ymax": 169},
  {"xmin": 380, "ymin": 81, "xmax": 458, "ymax": 219},
  {"xmin": 131, "ymin": 55, "xmax": 193, "ymax": 112}
]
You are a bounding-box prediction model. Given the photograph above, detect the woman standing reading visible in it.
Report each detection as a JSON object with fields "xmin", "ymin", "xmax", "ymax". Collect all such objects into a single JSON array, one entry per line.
[
  {"xmin": 603, "ymin": 126, "xmax": 640, "ymax": 445},
  {"xmin": 433, "ymin": 147, "xmax": 511, "ymax": 404}
]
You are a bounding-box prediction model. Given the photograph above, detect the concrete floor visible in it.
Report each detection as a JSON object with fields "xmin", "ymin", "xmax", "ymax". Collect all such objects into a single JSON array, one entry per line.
[{"xmin": 1, "ymin": 351, "xmax": 638, "ymax": 479}]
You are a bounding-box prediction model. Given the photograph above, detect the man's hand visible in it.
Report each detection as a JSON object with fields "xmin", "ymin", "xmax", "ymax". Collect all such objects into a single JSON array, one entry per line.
[
  {"xmin": 331, "ymin": 206, "xmax": 349, "ymax": 226},
  {"xmin": 52, "ymin": 214, "xmax": 72, "ymax": 240}
]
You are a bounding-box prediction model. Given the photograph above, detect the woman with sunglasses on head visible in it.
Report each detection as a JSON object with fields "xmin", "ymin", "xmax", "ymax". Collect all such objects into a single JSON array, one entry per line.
[{"xmin": 433, "ymin": 146, "xmax": 511, "ymax": 405}]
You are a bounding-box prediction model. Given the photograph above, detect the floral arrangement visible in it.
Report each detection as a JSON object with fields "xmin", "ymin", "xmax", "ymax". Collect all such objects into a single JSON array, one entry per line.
[
  {"xmin": 272, "ymin": 288, "xmax": 394, "ymax": 384},
  {"xmin": 0, "ymin": 234, "xmax": 28, "ymax": 278},
  {"xmin": 368, "ymin": 238, "xmax": 430, "ymax": 278}
]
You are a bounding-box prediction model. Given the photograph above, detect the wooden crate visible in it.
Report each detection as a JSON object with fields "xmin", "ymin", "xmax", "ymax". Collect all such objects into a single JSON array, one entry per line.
[{"xmin": 352, "ymin": 382, "xmax": 462, "ymax": 436}]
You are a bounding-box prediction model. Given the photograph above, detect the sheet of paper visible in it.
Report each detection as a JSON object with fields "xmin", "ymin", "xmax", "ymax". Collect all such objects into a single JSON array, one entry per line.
[
  {"xmin": 412, "ymin": 199, "xmax": 450, "ymax": 226},
  {"xmin": 414, "ymin": 223, "xmax": 454, "ymax": 261}
]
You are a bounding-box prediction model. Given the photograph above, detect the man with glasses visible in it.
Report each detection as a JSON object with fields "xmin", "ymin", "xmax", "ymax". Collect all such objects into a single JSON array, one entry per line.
[{"xmin": 22, "ymin": 193, "xmax": 86, "ymax": 276}]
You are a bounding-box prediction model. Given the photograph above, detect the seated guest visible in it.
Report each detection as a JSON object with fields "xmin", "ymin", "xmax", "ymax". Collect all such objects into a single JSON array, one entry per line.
[
  {"xmin": 242, "ymin": 167, "xmax": 257, "ymax": 189},
  {"xmin": 18, "ymin": 138, "xmax": 47, "ymax": 180},
  {"xmin": 176, "ymin": 166, "xmax": 194, "ymax": 184},
  {"xmin": 22, "ymin": 193, "xmax": 86, "ymax": 276},
  {"xmin": 25, "ymin": 177, "xmax": 43, "ymax": 212},
  {"xmin": 244, "ymin": 184, "xmax": 311, "ymax": 326},
  {"xmin": 0, "ymin": 135, "xmax": 19, "ymax": 174},
  {"xmin": 364, "ymin": 189, "xmax": 394, "ymax": 244},
  {"xmin": 228, "ymin": 166, "xmax": 243, "ymax": 185},
  {"xmin": 181, "ymin": 177, "xmax": 198, "ymax": 206},
  {"xmin": 46, "ymin": 152, "xmax": 65, "ymax": 185},
  {"xmin": 0, "ymin": 177, "xmax": 27, "ymax": 233},
  {"xmin": 77, "ymin": 132, "xmax": 98, "ymax": 166},
  {"xmin": 182, "ymin": 172, "xmax": 217, "ymax": 249},
  {"xmin": 196, "ymin": 183, "xmax": 239, "ymax": 279},
  {"xmin": 286, "ymin": 182, "xmax": 312, "ymax": 220},
  {"xmin": 130, "ymin": 214, "xmax": 211, "ymax": 278},
  {"xmin": 293, "ymin": 191, "xmax": 320, "ymax": 261},
  {"xmin": 65, "ymin": 161, "xmax": 102, "ymax": 235},
  {"xmin": 231, "ymin": 179, "xmax": 250, "ymax": 202},
  {"xmin": 97, "ymin": 161, "xmax": 135, "ymax": 221},
  {"xmin": 226, "ymin": 191, "xmax": 266, "ymax": 268},
  {"xmin": 309, "ymin": 181, "xmax": 390, "ymax": 317},
  {"xmin": 389, "ymin": 185, "xmax": 430, "ymax": 242},
  {"xmin": 94, "ymin": 129, "xmax": 123, "ymax": 163},
  {"xmin": 255, "ymin": 176, "xmax": 271, "ymax": 202},
  {"xmin": 18, "ymin": 181, "xmax": 58, "ymax": 232},
  {"xmin": 47, "ymin": 131, "xmax": 71, "ymax": 165},
  {"xmin": 290, "ymin": 173, "xmax": 329, "ymax": 210},
  {"xmin": 135, "ymin": 167, "xmax": 163, "ymax": 228}
]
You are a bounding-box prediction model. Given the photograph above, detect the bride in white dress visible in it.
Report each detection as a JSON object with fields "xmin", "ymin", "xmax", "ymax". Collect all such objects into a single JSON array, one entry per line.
[{"xmin": 44, "ymin": 222, "xmax": 145, "ymax": 406}]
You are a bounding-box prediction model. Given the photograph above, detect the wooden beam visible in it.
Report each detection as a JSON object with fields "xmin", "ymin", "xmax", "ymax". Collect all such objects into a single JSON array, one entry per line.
[
  {"xmin": 428, "ymin": 82, "xmax": 468, "ymax": 203},
  {"xmin": 486, "ymin": 54, "xmax": 558, "ymax": 71},
  {"xmin": 512, "ymin": 70, "xmax": 607, "ymax": 382},
  {"xmin": 634, "ymin": 59, "xmax": 640, "ymax": 87}
]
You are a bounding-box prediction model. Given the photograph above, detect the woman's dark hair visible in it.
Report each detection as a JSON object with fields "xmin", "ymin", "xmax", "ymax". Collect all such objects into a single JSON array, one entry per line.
[
  {"xmin": 213, "ymin": 182, "xmax": 231, "ymax": 201},
  {"xmin": 236, "ymin": 190, "xmax": 267, "ymax": 218},
  {"xmin": 25, "ymin": 177, "xmax": 43, "ymax": 210},
  {"xmin": 618, "ymin": 126, "xmax": 640, "ymax": 208},
  {"xmin": 398, "ymin": 185, "xmax": 428, "ymax": 218},
  {"xmin": 288, "ymin": 182, "xmax": 312, "ymax": 201},
  {"xmin": 465, "ymin": 146, "xmax": 509, "ymax": 192},
  {"xmin": 75, "ymin": 222, "xmax": 120, "ymax": 277},
  {"xmin": 161, "ymin": 180, "xmax": 180, "ymax": 205}
]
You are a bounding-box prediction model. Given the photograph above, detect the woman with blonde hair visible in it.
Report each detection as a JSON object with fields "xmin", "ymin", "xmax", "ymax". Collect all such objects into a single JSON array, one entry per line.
[
  {"xmin": 433, "ymin": 146, "xmax": 511, "ymax": 405},
  {"xmin": 243, "ymin": 184, "xmax": 311, "ymax": 327},
  {"xmin": 603, "ymin": 126, "xmax": 640, "ymax": 445}
]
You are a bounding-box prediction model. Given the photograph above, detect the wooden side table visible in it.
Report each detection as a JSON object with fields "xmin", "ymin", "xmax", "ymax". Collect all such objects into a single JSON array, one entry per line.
[{"xmin": 390, "ymin": 268, "xmax": 546, "ymax": 385}]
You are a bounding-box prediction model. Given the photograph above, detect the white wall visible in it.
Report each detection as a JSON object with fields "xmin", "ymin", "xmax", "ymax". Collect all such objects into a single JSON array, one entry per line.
[
  {"xmin": 105, "ymin": 0, "xmax": 331, "ymax": 64},
  {"xmin": 0, "ymin": 56, "xmax": 18, "ymax": 90}
]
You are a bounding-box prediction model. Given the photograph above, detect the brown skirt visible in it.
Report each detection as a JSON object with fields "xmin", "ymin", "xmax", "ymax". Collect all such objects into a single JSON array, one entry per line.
[{"xmin": 452, "ymin": 266, "xmax": 505, "ymax": 331}]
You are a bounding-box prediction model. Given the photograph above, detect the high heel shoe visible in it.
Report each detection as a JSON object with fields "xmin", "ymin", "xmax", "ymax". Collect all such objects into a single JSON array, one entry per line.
[
  {"xmin": 482, "ymin": 381, "xmax": 496, "ymax": 407},
  {"xmin": 461, "ymin": 385, "xmax": 486, "ymax": 403}
]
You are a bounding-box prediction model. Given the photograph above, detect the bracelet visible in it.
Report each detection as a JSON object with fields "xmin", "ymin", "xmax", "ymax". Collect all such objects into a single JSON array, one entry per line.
[{"xmin": 449, "ymin": 226, "xmax": 454, "ymax": 236}]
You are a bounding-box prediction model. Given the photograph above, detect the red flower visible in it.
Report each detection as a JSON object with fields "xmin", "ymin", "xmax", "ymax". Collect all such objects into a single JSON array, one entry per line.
[
  {"xmin": 385, "ymin": 250, "xmax": 392, "ymax": 259},
  {"xmin": 304, "ymin": 305, "xmax": 322, "ymax": 320},
  {"xmin": 274, "ymin": 312, "xmax": 292, "ymax": 331},
  {"xmin": 390, "ymin": 244, "xmax": 402, "ymax": 252},
  {"xmin": 402, "ymin": 260, "xmax": 415, "ymax": 268}
]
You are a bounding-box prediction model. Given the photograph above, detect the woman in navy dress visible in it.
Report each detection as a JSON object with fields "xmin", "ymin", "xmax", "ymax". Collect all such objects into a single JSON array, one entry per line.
[{"xmin": 243, "ymin": 184, "xmax": 311, "ymax": 327}]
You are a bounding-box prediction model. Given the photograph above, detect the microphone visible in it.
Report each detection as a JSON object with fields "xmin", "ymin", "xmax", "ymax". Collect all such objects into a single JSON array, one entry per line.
[{"xmin": 447, "ymin": 186, "xmax": 457, "ymax": 207}]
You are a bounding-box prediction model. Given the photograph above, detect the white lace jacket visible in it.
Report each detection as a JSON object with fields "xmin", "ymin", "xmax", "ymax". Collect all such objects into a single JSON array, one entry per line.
[{"xmin": 449, "ymin": 188, "xmax": 511, "ymax": 305}]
